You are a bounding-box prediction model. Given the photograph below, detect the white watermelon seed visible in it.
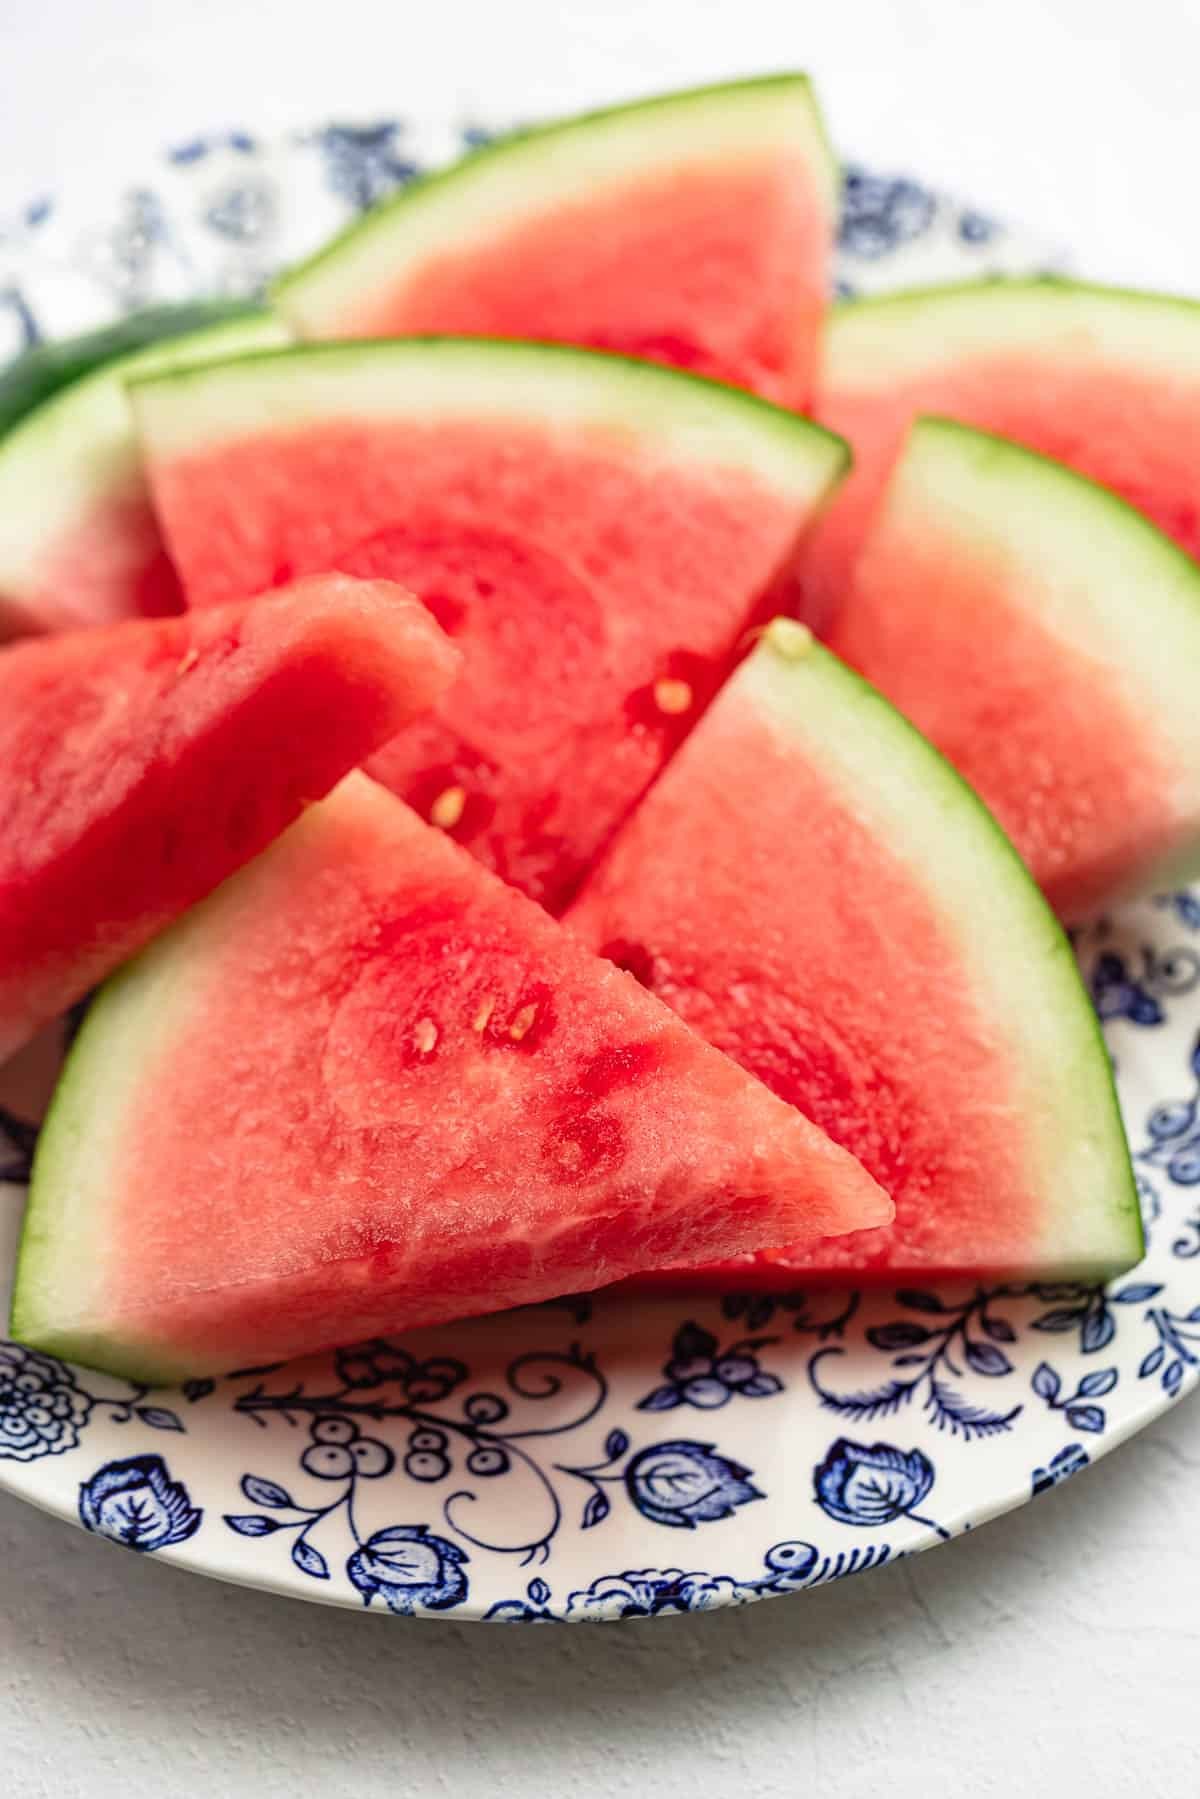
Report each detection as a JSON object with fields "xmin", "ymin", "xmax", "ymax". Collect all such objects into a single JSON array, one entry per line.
[
  {"xmin": 653, "ymin": 677, "xmax": 692, "ymax": 716},
  {"xmin": 430, "ymin": 785, "xmax": 466, "ymax": 830}
]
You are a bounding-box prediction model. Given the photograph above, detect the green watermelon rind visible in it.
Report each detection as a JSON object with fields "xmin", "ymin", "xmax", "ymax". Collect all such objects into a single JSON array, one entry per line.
[
  {"xmin": 880, "ymin": 415, "xmax": 1200, "ymax": 898},
  {"xmin": 128, "ymin": 335, "xmax": 850, "ymax": 505},
  {"xmin": 0, "ymin": 307, "xmax": 290, "ymax": 616},
  {"xmin": 0, "ymin": 299, "xmax": 269, "ymax": 441},
  {"xmin": 11, "ymin": 949, "xmax": 186, "ymax": 1382},
  {"xmin": 823, "ymin": 276, "xmax": 1200, "ymax": 387},
  {"xmin": 273, "ymin": 74, "xmax": 836, "ymax": 334},
  {"xmin": 745, "ymin": 621, "xmax": 1142, "ymax": 1279}
]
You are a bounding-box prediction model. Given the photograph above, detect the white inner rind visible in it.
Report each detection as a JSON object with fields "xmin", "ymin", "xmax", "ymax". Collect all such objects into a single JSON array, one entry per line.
[
  {"xmin": 130, "ymin": 338, "xmax": 849, "ymax": 501},
  {"xmin": 822, "ymin": 280, "xmax": 1200, "ymax": 389},
  {"xmin": 744, "ymin": 623, "xmax": 1139, "ymax": 1274},
  {"xmin": 0, "ymin": 312, "xmax": 290, "ymax": 590},
  {"xmin": 880, "ymin": 419, "xmax": 1200, "ymax": 893},
  {"xmin": 275, "ymin": 76, "xmax": 835, "ymax": 332}
]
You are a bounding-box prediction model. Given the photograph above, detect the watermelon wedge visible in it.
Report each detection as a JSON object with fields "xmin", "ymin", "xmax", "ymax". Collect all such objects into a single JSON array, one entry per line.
[
  {"xmin": 0, "ymin": 305, "xmax": 288, "ymax": 636},
  {"xmin": 11, "ymin": 774, "xmax": 890, "ymax": 1380},
  {"xmin": 805, "ymin": 279, "xmax": 1200, "ymax": 627},
  {"xmin": 0, "ymin": 575, "xmax": 456, "ymax": 1063},
  {"xmin": 828, "ymin": 418, "xmax": 1200, "ymax": 920},
  {"xmin": 569, "ymin": 621, "xmax": 1140, "ymax": 1283},
  {"xmin": 132, "ymin": 338, "xmax": 849, "ymax": 910},
  {"xmin": 274, "ymin": 76, "xmax": 836, "ymax": 408}
]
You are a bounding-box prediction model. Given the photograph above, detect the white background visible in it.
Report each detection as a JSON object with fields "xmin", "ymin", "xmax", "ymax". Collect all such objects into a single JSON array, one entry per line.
[{"xmin": 2, "ymin": 2, "xmax": 1200, "ymax": 1794}]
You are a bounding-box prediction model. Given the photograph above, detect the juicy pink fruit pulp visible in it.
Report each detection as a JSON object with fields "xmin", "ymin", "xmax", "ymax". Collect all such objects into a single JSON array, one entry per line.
[
  {"xmin": 154, "ymin": 417, "xmax": 805, "ymax": 910},
  {"xmin": 828, "ymin": 510, "xmax": 1180, "ymax": 921},
  {"xmin": 805, "ymin": 355, "xmax": 1200, "ymax": 630},
  {"xmin": 0, "ymin": 577, "xmax": 456, "ymax": 1061},
  {"xmin": 568, "ymin": 688, "xmax": 1038, "ymax": 1279},
  {"xmin": 3, "ymin": 483, "xmax": 182, "ymax": 639},
  {"xmin": 98, "ymin": 784, "xmax": 887, "ymax": 1369},
  {"xmin": 327, "ymin": 156, "xmax": 829, "ymax": 408}
]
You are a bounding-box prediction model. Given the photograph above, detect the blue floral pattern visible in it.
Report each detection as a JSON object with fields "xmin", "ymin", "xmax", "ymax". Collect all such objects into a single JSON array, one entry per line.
[
  {"xmin": 0, "ymin": 116, "xmax": 1195, "ymax": 1621},
  {"xmin": 78, "ymin": 1454, "xmax": 201, "ymax": 1552}
]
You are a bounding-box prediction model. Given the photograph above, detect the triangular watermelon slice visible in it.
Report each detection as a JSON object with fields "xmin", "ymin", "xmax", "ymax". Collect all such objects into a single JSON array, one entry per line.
[
  {"xmin": 0, "ymin": 305, "xmax": 288, "ymax": 636},
  {"xmin": 132, "ymin": 338, "xmax": 848, "ymax": 910},
  {"xmin": 569, "ymin": 621, "xmax": 1140, "ymax": 1283},
  {"xmin": 803, "ymin": 278, "xmax": 1200, "ymax": 627},
  {"xmin": 0, "ymin": 575, "xmax": 456, "ymax": 1063},
  {"xmin": 828, "ymin": 418, "xmax": 1200, "ymax": 920},
  {"xmin": 274, "ymin": 76, "xmax": 836, "ymax": 408},
  {"xmin": 11, "ymin": 775, "xmax": 889, "ymax": 1380}
]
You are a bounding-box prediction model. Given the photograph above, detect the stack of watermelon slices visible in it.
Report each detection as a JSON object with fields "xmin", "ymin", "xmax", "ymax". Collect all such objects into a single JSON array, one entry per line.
[{"xmin": 6, "ymin": 72, "xmax": 1195, "ymax": 1383}]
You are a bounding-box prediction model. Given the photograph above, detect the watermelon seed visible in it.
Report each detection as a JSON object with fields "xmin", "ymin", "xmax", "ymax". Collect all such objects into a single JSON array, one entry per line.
[
  {"xmin": 413, "ymin": 1017, "xmax": 438, "ymax": 1055},
  {"xmin": 509, "ymin": 1003, "xmax": 538, "ymax": 1043},
  {"xmin": 430, "ymin": 785, "xmax": 467, "ymax": 830},
  {"xmin": 472, "ymin": 997, "xmax": 496, "ymax": 1033},
  {"xmin": 176, "ymin": 647, "xmax": 200, "ymax": 676},
  {"xmin": 653, "ymin": 677, "xmax": 692, "ymax": 717}
]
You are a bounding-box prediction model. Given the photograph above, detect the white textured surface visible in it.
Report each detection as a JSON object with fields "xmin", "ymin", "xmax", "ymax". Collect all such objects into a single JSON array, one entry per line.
[{"xmin": 2, "ymin": 2, "xmax": 1200, "ymax": 1793}]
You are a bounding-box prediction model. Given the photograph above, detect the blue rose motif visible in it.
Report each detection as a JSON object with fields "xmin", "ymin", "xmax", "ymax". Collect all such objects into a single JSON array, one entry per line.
[
  {"xmin": 346, "ymin": 1525, "xmax": 469, "ymax": 1614},
  {"xmin": 78, "ymin": 1454, "xmax": 202, "ymax": 1552},
  {"xmin": 814, "ymin": 1438, "xmax": 937, "ymax": 1530},
  {"xmin": 624, "ymin": 1439, "xmax": 761, "ymax": 1530},
  {"xmin": 0, "ymin": 1341, "xmax": 92, "ymax": 1463}
]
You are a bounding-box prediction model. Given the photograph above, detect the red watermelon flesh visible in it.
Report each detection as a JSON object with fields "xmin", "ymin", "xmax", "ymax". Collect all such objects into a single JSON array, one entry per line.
[
  {"xmin": 828, "ymin": 419, "xmax": 1200, "ymax": 919},
  {"xmin": 568, "ymin": 622, "xmax": 1140, "ymax": 1284},
  {"xmin": 804, "ymin": 280, "xmax": 1200, "ymax": 629},
  {"xmin": 275, "ymin": 77, "xmax": 836, "ymax": 409},
  {"xmin": 133, "ymin": 339, "xmax": 848, "ymax": 910},
  {"xmin": 12, "ymin": 775, "xmax": 890, "ymax": 1381},
  {"xmin": 0, "ymin": 575, "xmax": 457, "ymax": 1063}
]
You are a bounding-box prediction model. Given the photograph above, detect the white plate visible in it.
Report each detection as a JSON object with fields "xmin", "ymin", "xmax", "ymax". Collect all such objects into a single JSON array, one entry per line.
[{"xmin": 1, "ymin": 117, "xmax": 1196, "ymax": 1624}]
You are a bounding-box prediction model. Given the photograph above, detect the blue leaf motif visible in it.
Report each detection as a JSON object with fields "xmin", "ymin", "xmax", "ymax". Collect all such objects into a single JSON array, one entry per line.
[
  {"xmin": 964, "ymin": 1340, "xmax": 1012, "ymax": 1377},
  {"xmin": 981, "ymin": 1316, "xmax": 1016, "ymax": 1343},
  {"xmin": 1081, "ymin": 1308, "xmax": 1116, "ymax": 1353},
  {"xmin": 582, "ymin": 1490, "xmax": 610, "ymax": 1530},
  {"xmin": 241, "ymin": 1475, "xmax": 293, "ymax": 1509},
  {"xmin": 292, "ymin": 1538, "xmax": 330, "ymax": 1580},
  {"xmin": 1064, "ymin": 1405, "xmax": 1105, "ymax": 1434},
  {"xmin": 224, "ymin": 1513, "xmax": 283, "ymax": 1537},
  {"xmin": 1140, "ymin": 1345, "xmax": 1165, "ymax": 1378},
  {"xmin": 182, "ymin": 1379, "xmax": 216, "ymax": 1403},
  {"xmin": 604, "ymin": 1429, "xmax": 629, "ymax": 1460},
  {"xmin": 1113, "ymin": 1283, "xmax": 1164, "ymax": 1304},
  {"xmin": 134, "ymin": 1406, "xmax": 183, "ymax": 1433},
  {"xmin": 1165, "ymin": 1359, "xmax": 1185, "ymax": 1396},
  {"xmin": 867, "ymin": 1321, "xmax": 932, "ymax": 1351},
  {"xmin": 1032, "ymin": 1362, "xmax": 1061, "ymax": 1401},
  {"xmin": 527, "ymin": 1577, "xmax": 551, "ymax": 1607},
  {"xmin": 1077, "ymin": 1368, "xmax": 1118, "ymax": 1398},
  {"xmin": 894, "ymin": 1289, "xmax": 950, "ymax": 1313},
  {"xmin": 624, "ymin": 1440, "xmax": 762, "ymax": 1530},
  {"xmin": 814, "ymin": 1438, "xmax": 935, "ymax": 1529},
  {"xmin": 636, "ymin": 1385, "xmax": 683, "ymax": 1413},
  {"xmin": 1034, "ymin": 1308, "xmax": 1086, "ymax": 1333},
  {"xmin": 739, "ymin": 1372, "xmax": 784, "ymax": 1398}
]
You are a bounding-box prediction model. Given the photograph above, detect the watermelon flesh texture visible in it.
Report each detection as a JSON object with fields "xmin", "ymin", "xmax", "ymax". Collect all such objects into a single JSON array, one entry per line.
[
  {"xmin": 12, "ymin": 775, "xmax": 890, "ymax": 1382},
  {"xmin": 0, "ymin": 308, "xmax": 288, "ymax": 638},
  {"xmin": 0, "ymin": 575, "xmax": 457, "ymax": 1063},
  {"xmin": 133, "ymin": 339, "xmax": 848, "ymax": 911},
  {"xmin": 804, "ymin": 280, "xmax": 1200, "ymax": 630},
  {"xmin": 568, "ymin": 622, "xmax": 1140, "ymax": 1284},
  {"xmin": 275, "ymin": 76, "xmax": 836, "ymax": 408},
  {"xmin": 828, "ymin": 419, "xmax": 1200, "ymax": 920}
]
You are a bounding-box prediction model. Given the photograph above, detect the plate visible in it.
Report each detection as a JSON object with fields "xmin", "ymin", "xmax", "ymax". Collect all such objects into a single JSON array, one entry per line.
[{"xmin": 1, "ymin": 117, "xmax": 1197, "ymax": 1625}]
